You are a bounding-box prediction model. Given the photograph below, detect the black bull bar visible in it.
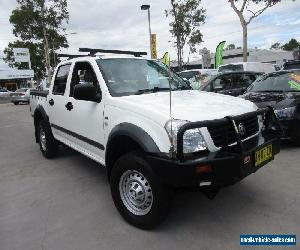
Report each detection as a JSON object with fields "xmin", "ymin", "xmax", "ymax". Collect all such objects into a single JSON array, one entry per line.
[{"xmin": 176, "ymin": 107, "xmax": 283, "ymax": 162}]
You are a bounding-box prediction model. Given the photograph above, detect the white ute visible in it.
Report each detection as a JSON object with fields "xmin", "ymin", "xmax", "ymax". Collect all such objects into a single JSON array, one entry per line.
[{"xmin": 30, "ymin": 48, "xmax": 282, "ymax": 229}]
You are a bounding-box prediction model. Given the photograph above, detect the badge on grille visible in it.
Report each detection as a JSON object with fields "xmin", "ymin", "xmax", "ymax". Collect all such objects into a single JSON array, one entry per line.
[{"xmin": 238, "ymin": 122, "xmax": 246, "ymax": 136}]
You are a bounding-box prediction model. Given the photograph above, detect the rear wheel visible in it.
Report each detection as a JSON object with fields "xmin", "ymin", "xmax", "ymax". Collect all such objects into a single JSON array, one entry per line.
[
  {"xmin": 38, "ymin": 120, "xmax": 59, "ymax": 158},
  {"xmin": 14, "ymin": 102, "xmax": 19, "ymax": 105},
  {"xmin": 110, "ymin": 151, "xmax": 172, "ymax": 229}
]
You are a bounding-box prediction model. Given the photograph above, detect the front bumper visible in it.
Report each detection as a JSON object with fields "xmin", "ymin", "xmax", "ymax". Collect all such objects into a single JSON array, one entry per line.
[
  {"xmin": 148, "ymin": 136, "xmax": 280, "ymax": 188},
  {"xmin": 149, "ymin": 107, "xmax": 282, "ymax": 189}
]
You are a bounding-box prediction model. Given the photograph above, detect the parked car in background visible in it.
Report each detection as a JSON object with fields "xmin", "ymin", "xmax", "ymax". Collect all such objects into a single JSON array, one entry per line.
[
  {"xmin": 241, "ymin": 70, "xmax": 300, "ymax": 144},
  {"xmin": 11, "ymin": 88, "xmax": 31, "ymax": 105},
  {"xmin": 200, "ymin": 71, "xmax": 262, "ymax": 96},
  {"xmin": 179, "ymin": 69, "xmax": 218, "ymax": 89},
  {"xmin": 218, "ymin": 62, "xmax": 275, "ymax": 74},
  {"xmin": 0, "ymin": 88, "xmax": 11, "ymax": 99},
  {"xmin": 283, "ymin": 60, "xmax": 300, "ymax": 70}
]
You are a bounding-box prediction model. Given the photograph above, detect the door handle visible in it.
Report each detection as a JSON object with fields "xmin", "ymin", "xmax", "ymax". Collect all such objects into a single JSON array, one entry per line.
[
  {"xmin": 49, "ymin": 99, "xmax": 54, "ymax": 106},
  {"xmin": 65, "ymin": 102, "xmax": 73, "ymax": 111}
]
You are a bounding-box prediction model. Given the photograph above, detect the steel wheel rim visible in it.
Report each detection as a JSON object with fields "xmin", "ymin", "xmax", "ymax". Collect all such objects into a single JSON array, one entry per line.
[
  {"xmin": 40, "ymin": 128, "xmax": 47, "ymax": 151},
  {"xmin": 119, "ymin": 170, "xmax": 153, "ymax": 216}
]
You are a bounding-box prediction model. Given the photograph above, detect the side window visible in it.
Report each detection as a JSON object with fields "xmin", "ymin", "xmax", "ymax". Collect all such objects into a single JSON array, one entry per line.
[
  {"xmin": 242, "ymin": 74, "xmax": 256, "ymax": 87},
  {"xmin": 213, "ymin": 75, "xmax": 232, "ymax": 90},
  {"xmin": 232, "ymin": 74, "xmax": 245, "ymax": 88},
  {"xmin": 70, "ymin": 62, "xmax": 100, "ymax": 97},
  {"xmin": 52, "ymin": 64, "xmax": 71, "ymax": 95}
]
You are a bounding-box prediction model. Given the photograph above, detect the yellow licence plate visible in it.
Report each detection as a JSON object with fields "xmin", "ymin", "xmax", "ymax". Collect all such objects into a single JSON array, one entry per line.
[{"xmin": 255, "ymin": 145, "xmax": 273, "ymax": 167}]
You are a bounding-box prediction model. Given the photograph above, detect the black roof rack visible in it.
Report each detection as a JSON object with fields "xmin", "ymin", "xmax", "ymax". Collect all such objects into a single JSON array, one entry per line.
[
  {"xmin": 57, "ymin": 54, "xmax": 88, "ymax": 59},
  {"xmin": 79, "ymin": 48, "xmax": 147, "ymax": 57}
]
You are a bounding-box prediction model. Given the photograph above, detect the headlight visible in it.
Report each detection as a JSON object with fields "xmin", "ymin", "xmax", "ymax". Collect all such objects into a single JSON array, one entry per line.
[
  {"xmin": 274, "ymin": 106, "xmax": 296, "ymax": 120},
  {"xmin": 164, "ymin": 119, "xmax": 207, "ymax": 153}
]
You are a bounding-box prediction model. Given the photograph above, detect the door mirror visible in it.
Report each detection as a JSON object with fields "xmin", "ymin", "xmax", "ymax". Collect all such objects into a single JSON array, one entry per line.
[{"xmin": 74, "ymin": 84, "xmax": 101, "ymax": 102}]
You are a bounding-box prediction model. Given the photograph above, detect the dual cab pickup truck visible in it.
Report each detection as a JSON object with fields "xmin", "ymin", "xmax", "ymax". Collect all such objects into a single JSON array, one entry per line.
[{"xmin": 30, "ymin": 48, "xmax": 282, "ymax": 229}]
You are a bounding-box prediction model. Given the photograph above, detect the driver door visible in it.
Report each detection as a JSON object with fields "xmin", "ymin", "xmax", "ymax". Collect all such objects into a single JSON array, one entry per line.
[{"xmin": 63, "ymin": 61, "xmax": 105, "ymax": 164}]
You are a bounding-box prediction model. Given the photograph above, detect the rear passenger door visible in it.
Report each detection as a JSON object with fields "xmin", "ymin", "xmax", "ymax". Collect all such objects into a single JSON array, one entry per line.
[{"xmin": 48, "ymin": 63, "xmax": 72, "ymax": 141}]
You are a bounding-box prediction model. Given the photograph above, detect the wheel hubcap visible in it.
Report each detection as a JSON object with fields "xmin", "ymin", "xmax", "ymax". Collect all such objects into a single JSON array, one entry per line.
[
  {"xmin": 119, "ymin": 170, "xmax": 153, "ymax": 216},
  {"xmin": 40, "ymin": 128, "xmax": 46, "ymax": 151}
]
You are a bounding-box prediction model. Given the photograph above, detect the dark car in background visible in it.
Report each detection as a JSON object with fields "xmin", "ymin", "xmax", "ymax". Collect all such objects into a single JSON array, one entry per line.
[
  {"xmin": 241, "ymin": 70, "xmax": 300, "ymax": 144},
  {"xmin": 283, "ymin": 60, "xmax": 300, "ymax": 70},
  {"xmin": 200, "ymin": 71, "xmax": 262, "ymax": 96}
]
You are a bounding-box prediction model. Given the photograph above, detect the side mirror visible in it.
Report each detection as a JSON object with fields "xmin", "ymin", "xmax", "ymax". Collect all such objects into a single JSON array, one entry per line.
[{"xmin": 74, "ymin": 84, "xmax": 101, "ymax": 102}]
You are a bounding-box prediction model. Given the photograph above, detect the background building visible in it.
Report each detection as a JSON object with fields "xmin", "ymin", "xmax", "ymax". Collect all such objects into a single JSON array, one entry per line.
[{"xmin": 171, "ymin": 48, "xmax": 294, "ymax": 71}]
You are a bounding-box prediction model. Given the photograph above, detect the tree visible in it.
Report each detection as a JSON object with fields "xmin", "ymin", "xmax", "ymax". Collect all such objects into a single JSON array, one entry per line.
[
  {"xmin": 5, "ymin": 0, "xmax": 69, "ymax": 82},
  {"xmin": 165, "ymin": 0, "xmax": 206, "ymax": 69},
  {"xmin": 228, "ymin": 0, "xmax": 281, "ymax": 62},
  {"xmin": 270, "ymin": 42, "xmax": 281, "ymax": 50},
  {"xmin": 226, "ymin": 44, "xmax": 236, "ymax": 50},
  {"xmin": 282, "ymin": 38, "xmax": 300, "ymax": 51}
]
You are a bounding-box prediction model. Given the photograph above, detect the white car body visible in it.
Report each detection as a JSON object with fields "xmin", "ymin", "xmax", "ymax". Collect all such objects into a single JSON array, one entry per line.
[{"xmin": 30, "ymin": 56, "xmax": 258, "ymax": 165}]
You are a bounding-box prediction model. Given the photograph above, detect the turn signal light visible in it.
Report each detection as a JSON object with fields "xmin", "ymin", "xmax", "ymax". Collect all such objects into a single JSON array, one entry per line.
[{"xmin": 195, "ymin": 164, "xmax": 212, "ymax": 174}]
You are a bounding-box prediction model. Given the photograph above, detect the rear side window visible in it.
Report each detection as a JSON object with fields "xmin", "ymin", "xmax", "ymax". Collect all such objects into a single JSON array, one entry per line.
[{"xmin": 53, "ymin": 64, "xmax": 71, "ymax": 95}]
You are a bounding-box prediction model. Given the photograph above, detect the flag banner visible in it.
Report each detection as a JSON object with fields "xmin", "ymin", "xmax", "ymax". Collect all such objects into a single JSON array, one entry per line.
[
  {"xmin": 151, "ymin": 34, "xmax": 157, "ymax": 59},
  {"xmin": 215, "ymin": 41, "xmax": 226, "ymax": 69},
  {"xmin": 162, "ymin": 52, "xmax": 170, "ymax": 67}
]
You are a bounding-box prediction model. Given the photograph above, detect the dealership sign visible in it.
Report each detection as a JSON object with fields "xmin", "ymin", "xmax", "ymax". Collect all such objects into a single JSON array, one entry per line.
[
  {"xmin": 0, "ymin": 69, "xmax": 34, "ymax": 79},
  {"xmin": 13, "ymin": 48, "xmax": 30, "ymax": 63}
]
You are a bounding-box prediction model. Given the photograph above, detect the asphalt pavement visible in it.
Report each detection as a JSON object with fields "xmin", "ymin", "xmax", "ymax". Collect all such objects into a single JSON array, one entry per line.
[{"xmin": 0, "ymin": 103, "xmax": 299, "ymax": 250}]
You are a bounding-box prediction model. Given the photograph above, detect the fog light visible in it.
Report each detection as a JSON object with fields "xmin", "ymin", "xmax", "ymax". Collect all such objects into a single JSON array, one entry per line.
[{"xmin": 195, "ymin": 165, "xmax": 212, "ymax": 174}]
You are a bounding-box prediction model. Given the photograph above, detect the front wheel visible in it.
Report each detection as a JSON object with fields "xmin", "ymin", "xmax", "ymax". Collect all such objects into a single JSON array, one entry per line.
[{"xmin": 110, "ymin": 152, "xmax": 172, "ymax": 229}]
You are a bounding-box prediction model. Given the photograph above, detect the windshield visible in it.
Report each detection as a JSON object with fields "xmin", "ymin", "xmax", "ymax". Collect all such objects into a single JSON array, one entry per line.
[
  {"xmin": 97, "ymin": 58, "xmax": 189, "ymax": 96},
  {"xmin": 218, "ymin": 64, "xmax": 243, "ymax": 73},
  {"xmin": 247, "ymin": 71, "xmax": 300, "ymax": 92}
]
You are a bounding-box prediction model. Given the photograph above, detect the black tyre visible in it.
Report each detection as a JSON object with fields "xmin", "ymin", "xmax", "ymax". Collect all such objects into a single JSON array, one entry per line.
[
  {"xmin": 14, "ymin": 102, "xmax": 19, "ymax": 105},
  {"xmin": 110, "ymin": 151, "xmax": 172, "ymax": 229},
  {"xmin": 38, "ymin": 120, "xmax": 59, "ymax": 158},
  {"xmin": 292, "ymin": 129, "xmax": 300, "ymax": 146}
]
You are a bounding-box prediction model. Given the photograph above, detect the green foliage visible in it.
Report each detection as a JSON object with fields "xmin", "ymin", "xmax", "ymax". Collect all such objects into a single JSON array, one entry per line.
[
  {"xmin": 4, "ymin": 0, "xmax": 69, "ymax": 80},
  {"xmin": 270, "ymin": 42, "xmax": 281, "ymax": 50},
  {"xmin": 226, "ymin": 44, "xmax": 236, "ymax": 50},
  {"xmin": 282, "ymin": 38, "xmax": 300, "ymax": 51},
  {"xmin": 165, "ymin": 0, "xmax": 206, "ymax": 68}
]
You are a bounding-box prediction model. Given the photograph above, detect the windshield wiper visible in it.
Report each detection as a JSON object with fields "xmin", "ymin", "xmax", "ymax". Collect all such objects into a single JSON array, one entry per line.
[{"xmin": 134, "ymin": 87, "xmax": 170, "ymax": 95}]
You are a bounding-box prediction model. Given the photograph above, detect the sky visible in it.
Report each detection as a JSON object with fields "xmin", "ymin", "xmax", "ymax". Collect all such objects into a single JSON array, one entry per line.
[{"xmin": 0, "ymin": 0, "xmax": 300, "ymax": 68}]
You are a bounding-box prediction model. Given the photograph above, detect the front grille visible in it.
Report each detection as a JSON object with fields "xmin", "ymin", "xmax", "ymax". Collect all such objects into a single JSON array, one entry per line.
[{"xmin": 208, "ymin": 115, "xmax": 259, "ymax": 147}]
